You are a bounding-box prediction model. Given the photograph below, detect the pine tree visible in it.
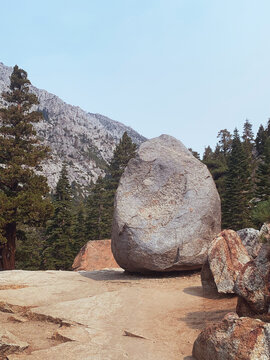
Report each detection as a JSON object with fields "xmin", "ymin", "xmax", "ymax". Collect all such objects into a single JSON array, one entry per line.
[
  {"xmin": 255, "ymin": 138, "xmax": 270, "ymax": 202},
  {"xmin": 0, "ymin": 65, "xmax": 52, "ymax": 270},
  {"xmin": 217, "ymin": 129, "xmax": 232, "ymax": 156},
  {"xmin": 85, "ymin": 132, "xmax": 137, "ymax": 240},
  {"xmin": 15, "ymin": 226, "xmax": 46, "ymax": 270},
  {"xmin": 108, "ymin": 132, "xmax": 137, "ymax": 187},
  {"xmin": 222, "ymin": 129, "xmax": 253, "ymax": 230},
  {"xmin": 72, "ymin": 204, "xmax": 86, "ymax": 255},
  {"xmin": 203, "ymin": 144, "xmax": 228, "ymax": 205},
  {"xmin": 42, "ymin": 164, "xmax": 75, "ymax": 270},
  {"xmin": 242, "ymin": 119, "xmax": 254, "ymax": 146},
  {"xmin": 85, "ymin": 176, "xmax": 112, "ymax": 240},
  {"xmin": 255, "ymin": 124, "xmax": 267, "ymax": 156}
]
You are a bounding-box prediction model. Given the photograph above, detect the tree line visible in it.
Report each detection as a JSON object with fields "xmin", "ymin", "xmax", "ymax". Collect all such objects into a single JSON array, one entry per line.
[
  {"xmin": 1, "ymin": 65, "xmax": 270, "ymax": 271},
  {"xmin": 202, "ymin": 120, "xmax": 270, "ymax": 230},
  {"xmin": 0, "ymin": 65, "xmax": 137, "ymax": 270}
]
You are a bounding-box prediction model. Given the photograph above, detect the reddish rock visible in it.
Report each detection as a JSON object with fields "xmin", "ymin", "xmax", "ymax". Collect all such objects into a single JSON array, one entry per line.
[
  {"xmin": 234, "ymin": 244, "xmax": 270, "ymax": 319},
  {"xmin": 201, "ymin": 230, "xmax": 251, "ymax": 294},
  {"xmin": 193, "ymin": 313, "xmax": 270, "ymax": 360},
  {"xmin": 72, "ymin": 239, "xmax": 120, "ymax": 271}
]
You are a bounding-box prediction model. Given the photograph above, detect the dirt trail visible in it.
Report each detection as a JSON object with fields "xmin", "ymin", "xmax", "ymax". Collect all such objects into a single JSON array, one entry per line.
[{"xmin": 0, "ymin": 270, "xmax": 237, "ymax": 359}]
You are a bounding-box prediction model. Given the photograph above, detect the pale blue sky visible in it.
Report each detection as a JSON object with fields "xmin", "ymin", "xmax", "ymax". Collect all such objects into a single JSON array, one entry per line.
[{"xmin": 1, "ymin": 0, "xmax": 270, "ymax": 156}]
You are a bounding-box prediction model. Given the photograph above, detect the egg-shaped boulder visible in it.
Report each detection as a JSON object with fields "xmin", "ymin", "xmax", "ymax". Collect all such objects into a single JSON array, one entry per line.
[{"xmin": 111, "ymin": 135, "xmax": 221, "ymax": 273}]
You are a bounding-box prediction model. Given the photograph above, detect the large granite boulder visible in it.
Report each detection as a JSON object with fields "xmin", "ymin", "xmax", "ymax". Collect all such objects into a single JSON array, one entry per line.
[
  {"xmin": 193, "ymin": 313, "xmax": 270, "ymax": 360},
  {"xmin": 234, "ymin": 244, "xmax": 270, "ymax": 319},
  {"xmin": 72, "ymin": 239, "xmax": 120, "ymax": 271},
  {"xmin": 201, "ymin": 230, "xmax": 251, "ymax": 294},
  {"xmin": 237, "ymin": 228, "xmax": 261, "ymax": 258},
  {"xmin": 111, "ymin": 135, "xmax": 221, "ymax": 273}
]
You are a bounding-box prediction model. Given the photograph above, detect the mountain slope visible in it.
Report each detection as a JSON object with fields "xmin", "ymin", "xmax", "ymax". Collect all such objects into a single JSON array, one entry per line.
[{"xmin": 0, "ymin": 62, "xmax": 146, "ymax": 190}]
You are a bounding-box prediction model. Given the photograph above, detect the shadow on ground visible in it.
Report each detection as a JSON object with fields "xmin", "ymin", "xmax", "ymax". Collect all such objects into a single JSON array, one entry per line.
[
  {"xmin": 179, "ymin": 308, "xmax": 236, "ymax": 330},
  {"xmin": 78, "ymin": 269, "xmax": 200, "ymax": 282},
  {"xmin": 183, "ymin": 286, "xmax": 236, "ymax": 300}
]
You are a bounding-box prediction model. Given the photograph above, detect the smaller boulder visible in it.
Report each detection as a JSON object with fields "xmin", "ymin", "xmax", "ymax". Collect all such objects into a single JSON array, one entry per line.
[
  {"xmin": 193, "ymin": 313, "xmax": 270, "ymax": 360},
  {"xmin": 234, "ymin": 244, "xmax": 270, "ymax": 319},
  {"xmin": 201, "ymin": 230, "xmax": 251, "ymax": 294},
  {"xmin": 72, "ymin": 239, "xmax": 120, "ymax": 271},
  {"xmin": 237, "ymin": 228, "xmax": 261, "ymax": 258}
]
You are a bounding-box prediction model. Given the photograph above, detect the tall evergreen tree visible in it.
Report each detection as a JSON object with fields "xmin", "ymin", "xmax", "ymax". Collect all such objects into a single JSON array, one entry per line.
[
  {"xmin": 85, "ymin": 132, "xmax": 137, "ymax": 240},
  {"xmin": 72, "ymin": 204, "xmax": 86, "ymax": 254},
  {"xmin": 222, "ymin": 129, "xmax": 253, "ymax": 230},
  {"xmin": 217, "ymin": 129, "xmax": 232, "ymax": 156},
  {"xmin": 255, "ymin": 138, "xmax": 270, "ymax": 202},
  {"xmin": 42, "ymin": 164, "xmax": 75, "ymax": 270},
  {"xmin": 203, "ymin": 143, "xmax": 228, "ymax": 206},
  {"xmin": 0, "ymin": 66, "xmax": 52, "ymax": 270},
  {"xmin": 242, "ymin": 119, "xmax": 256, "ymax": 189},
  {"xmin": 242, "ymin": 119, "xmax": 254, "ymax": 146},
  {"xmin": 85, "ymin": 176, "xmax": 112, "ymax": 240},
  {"xmin": 255, "ymin": 124, "xmax": 267, "ymax": 156},
  {"xmin": 108, "ymin": 132, "xmax": 137, "ymax": 187}
]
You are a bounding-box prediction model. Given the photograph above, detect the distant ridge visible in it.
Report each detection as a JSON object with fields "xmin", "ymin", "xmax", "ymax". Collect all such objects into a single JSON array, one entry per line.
[{"xmin": 0, "ymin": 62, "xmax": 146, "ymax": 190}]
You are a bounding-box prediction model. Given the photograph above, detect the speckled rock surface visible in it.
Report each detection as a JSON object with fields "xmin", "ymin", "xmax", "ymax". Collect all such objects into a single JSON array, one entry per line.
[
  {"xmin": 201, "ymin": 230, "xmax": 251, "ymax": 294},
  {"xmin": 234, "ymin": 244, "xmax": 270, "ymax": 319},
  {"xmin": 112, "ymin": 135, "xmax": 221, "ymax": 273},
  {"xmin": 193, "ymin": 313, "xmax": 270, "ymax": 360},
  {"xmin": 237, "ymin": 228, "xmax": 261, "ymax": 258}
]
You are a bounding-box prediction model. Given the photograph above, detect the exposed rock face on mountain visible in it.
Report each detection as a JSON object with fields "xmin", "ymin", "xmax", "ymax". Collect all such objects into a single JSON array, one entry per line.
[
  {"xmin": 193, "ymin": 313, "xmax": 270, "ymax": 360},
  {"xmin": 0, "ymin": 62, "xmax": 146, "ymax": 190},
  {"xmin": 237, "ymin": 228, "xmax": 261, "ymax": 258},
  {"xmin": 72, "ymin": 239, "xmax": 119, "ymax": 271},
  {"xmin": 112, "ymin": 135, "xmax": 221, "ymax": 273},
  {"xmin": 201, "ymin": 230, "xmax": 251, "ymax": 294},
  {"xmin": 234, "ymin": 244, "xmax": 270, "ymax": 320}
]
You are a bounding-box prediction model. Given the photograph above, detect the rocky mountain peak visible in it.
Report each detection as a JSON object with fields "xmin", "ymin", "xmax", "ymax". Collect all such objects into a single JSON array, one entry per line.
[{"xmin": 0, "ymin": 62, "xmax": 146, "ymax": 191}]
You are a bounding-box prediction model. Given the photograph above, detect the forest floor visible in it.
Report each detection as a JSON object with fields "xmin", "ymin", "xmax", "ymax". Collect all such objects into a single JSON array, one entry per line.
[{"xmin": 0, "ymin": 269, "xmax": 237, "ymax": 360}]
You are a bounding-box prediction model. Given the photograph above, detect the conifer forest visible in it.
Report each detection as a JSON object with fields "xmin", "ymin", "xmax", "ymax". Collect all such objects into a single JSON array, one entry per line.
[{"xmin": 1, "ymin": 66, "xmax": 270, "ymax": 271}]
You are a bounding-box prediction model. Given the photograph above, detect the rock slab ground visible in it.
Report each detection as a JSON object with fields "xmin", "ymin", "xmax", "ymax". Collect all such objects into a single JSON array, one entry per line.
[
  {"xmin": 72, "ymin": 239, "xmax": 119, "ymax": 271},
  {"xmin": 0, "ymin": 270, "xmax": 236, "ymax": 359},
  {"xmin": 112, "ymin": 134, "xmax": 221, "ymax": 273}
]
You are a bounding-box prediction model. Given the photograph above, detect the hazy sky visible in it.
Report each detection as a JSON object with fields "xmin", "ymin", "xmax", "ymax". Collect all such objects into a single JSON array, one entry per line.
[{"xmin": 1, "ymin": 0, "xmax": 270, "ymax": 155}]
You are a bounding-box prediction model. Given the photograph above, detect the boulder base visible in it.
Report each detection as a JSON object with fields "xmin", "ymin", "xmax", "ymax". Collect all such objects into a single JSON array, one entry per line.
[{"xmin": 112, "ymin": 135, "xmax": 221, "ymax": 273}]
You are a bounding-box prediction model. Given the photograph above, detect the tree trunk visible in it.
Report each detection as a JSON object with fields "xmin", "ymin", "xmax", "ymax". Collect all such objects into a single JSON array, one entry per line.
[{"xmin": 0, "ymin": 223, "xmax": 16, "ymax": 270}]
